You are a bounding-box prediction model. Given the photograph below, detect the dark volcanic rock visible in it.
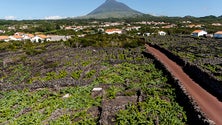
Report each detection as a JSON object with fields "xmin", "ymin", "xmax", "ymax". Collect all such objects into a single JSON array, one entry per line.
[{"xmin": 100, "ymin": 96, "xmax": 137, "ymax": 125}]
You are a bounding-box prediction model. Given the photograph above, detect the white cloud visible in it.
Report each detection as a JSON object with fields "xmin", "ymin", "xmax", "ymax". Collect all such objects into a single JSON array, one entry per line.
[
  {"xmin": 44, "ymin": 16, "xmax": 66, "ymax": 20},
  {"xmin": 5, "ymin": 16, "xmax": 16, "ymax": 20}
]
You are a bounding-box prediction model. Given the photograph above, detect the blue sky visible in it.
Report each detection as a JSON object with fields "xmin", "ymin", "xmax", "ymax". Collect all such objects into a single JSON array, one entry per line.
[{"xmin": 0, "ymin": 0, "xmax": 221, "ymax": 20}]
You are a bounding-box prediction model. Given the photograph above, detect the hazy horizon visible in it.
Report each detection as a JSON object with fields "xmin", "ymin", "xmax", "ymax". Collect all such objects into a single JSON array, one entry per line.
[{"xmin": 0, "ymin": 0, "xmax": 222, "ymax": 20}]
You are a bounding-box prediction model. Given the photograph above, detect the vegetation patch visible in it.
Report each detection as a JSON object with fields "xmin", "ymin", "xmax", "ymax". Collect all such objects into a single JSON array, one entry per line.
[
  {"xmin": 147, "ymin": 36, "xmax": 222, "ymax": 80},
  {"xmin": 0, "ymin": 42, "xmax": 187, "ymax": 124}
]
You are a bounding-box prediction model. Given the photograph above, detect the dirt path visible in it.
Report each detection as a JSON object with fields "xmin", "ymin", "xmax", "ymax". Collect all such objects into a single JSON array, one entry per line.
[{"xmin": 145, "ymin": 45, "xmax": 222, "ymax": 125}]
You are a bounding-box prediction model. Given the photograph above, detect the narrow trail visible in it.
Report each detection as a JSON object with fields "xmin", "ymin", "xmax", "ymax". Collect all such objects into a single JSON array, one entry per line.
[{"xmin": 145, "ymin": 44, "xmax": 222, "ymax": 125}]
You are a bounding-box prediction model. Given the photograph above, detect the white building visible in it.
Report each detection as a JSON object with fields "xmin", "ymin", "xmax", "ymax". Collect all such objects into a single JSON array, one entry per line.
[
  {"xmin": 143, "ymin": 33, "xmax": 151, "ymax": 37},
  {"xmin": 212, "ymin": 23, "xmax": 221, "ymax": 26},
  {"xmin": 46, "ymin": 35, "xmax": 71, "ymax": 41},
  {"xmin": 0, "ymin": 36, "xmax": 9, "ymax": 42},
  {"xmin": 31, "ymin": 35, "xmax": 48, "ymax": 43},
  {"xmin": 14, "ymin": 32, "xmax": 25, "ymax": 37},
  {"xmin": 105, "ymin": 29, "xmax": 122, "ymax": 35},
  {"xmin": 126, "ymin": 26, "xmax": 141, "ymax": 31},
  {"xmin": 214, "ymin": 31, "xmax": 222, "ymax": 39},
  {"xmin": 98, "ymin": 28, "xmax": 104, "ymax": 32},
  {"xmin": 158, "ymin": 31, "xmax": 167, "ymax": 36},
  {"xmin": 9, "ymin": 35, "xmax": 23, "ymax": 41},
  {"xmin": 191, "ymin": 30, "xmax": 207, "ymax": 37},
  {"xmin": 23, "ymin": 34, "xmax": 35, "ymax": 40}
]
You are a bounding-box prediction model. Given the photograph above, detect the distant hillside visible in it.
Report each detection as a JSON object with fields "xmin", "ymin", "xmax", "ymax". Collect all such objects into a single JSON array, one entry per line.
[{"xmin": 83, "ymin": 0, "xmax": 144, "ymax": 19}]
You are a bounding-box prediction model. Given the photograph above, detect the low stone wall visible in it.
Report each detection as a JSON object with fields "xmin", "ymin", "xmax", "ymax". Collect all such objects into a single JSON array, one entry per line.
[
  {"xmin": 143, "ymin": 51, "xmax": 215, "ymax": 125},
  {"xmin": 147, "ymin": 43, "xmax": 222, "ymax": 101},
  {"xmin": 150, "ymin": 44, "xmax": 187, "ymax": 67},
  {"xmin": 183, "ymin": 63, "xmax": 222, "ymax": 101}
]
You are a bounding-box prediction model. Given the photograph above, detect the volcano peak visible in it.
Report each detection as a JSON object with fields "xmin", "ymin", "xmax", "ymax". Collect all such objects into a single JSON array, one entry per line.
[{"xmin": 87, "ymin": 0, "xmax": 143, "ymax": 19}]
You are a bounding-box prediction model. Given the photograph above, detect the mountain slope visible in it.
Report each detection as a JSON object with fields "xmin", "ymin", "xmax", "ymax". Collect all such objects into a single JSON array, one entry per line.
[{"xmin": 85, "ymin": 0, "xmax": 143, "ymax": 19}]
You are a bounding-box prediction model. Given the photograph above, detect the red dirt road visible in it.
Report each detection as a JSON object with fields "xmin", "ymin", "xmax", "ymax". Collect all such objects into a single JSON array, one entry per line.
[{"xmin": 146, "ymin": 45, "xmax": 222, "ymax": 125}]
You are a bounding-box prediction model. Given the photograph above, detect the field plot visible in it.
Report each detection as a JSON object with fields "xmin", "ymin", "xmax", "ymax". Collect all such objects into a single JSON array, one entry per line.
[
  {"xmin": 0, "ymin": 42, "xmax": 187, "ymax": 124},
  {"xmin": 147, "ymin": 36, "xmax": 222, "ymax": 81}
]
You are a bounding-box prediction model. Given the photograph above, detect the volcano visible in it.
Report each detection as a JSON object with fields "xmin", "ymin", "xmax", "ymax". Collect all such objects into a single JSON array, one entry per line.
[{"xmin": 86, "ymin": 0, "xmax": 143, "ymax": 18}]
